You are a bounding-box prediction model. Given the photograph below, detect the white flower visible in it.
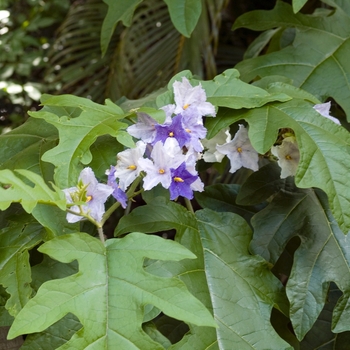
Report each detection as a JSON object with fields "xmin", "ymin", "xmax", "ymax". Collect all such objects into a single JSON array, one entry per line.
[
  {"xmin": 171, "ymin": 77, "xmax": 216, "ymax": 117},
  {"xmin": 139, "ymin": 139, "xmax": 185, "ymax": 191},
  {"xmin": 216, "ymin": 125, "xmax": 259, "ymax": 173},
  {"xmin": 126, "ymin": 113, "xmax": 158, "ymax": 143},
  {"xmin": 271, "ymin": 136, "xmax": 300, "ymax": 178},
  {"xmin": 63, "ymin": 167, "xmax": 113, "ymax": 223},
  {"xmin": 202, "ymin": 127, "xmax": 231, "ymax": 163},
  {"xmin": 114, "ymin": 141, "xmax": 146, "ymax": 191},
  {"xmin": 313, "ymin": 102, "xmax": 340, "ymax": 125}
]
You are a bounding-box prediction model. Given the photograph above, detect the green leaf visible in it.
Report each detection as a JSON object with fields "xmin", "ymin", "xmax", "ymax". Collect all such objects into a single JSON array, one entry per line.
[
  {"xmin": 195, "ymin": 183, "xmax": 264, "ymax": 223},
  {"xmin": 206, "ymin": 98, "xmax": 350, "ymax": 233},
  {"xmin": 116, "ymin": 199, "xmax": 291, "ymax": 348},
  {"xmin": 233, "ymin": 1, "xmax": 350, "ymax": 119},
  {"xmin": 0, "ymin": 117, "xmax": 57, "ymax": 180},
  {"xmin": 196, "ymin": 209, "xmax": 292, "ymax": 349},
  {"xmin": 21, "ymin": 314, "xmax": 82, "ymax": 350},
  {"xmin": 0, "ymin": 169, "xmax": 66, "ymax": 213},
  {"xmin": 30, "ymin": 95, "xmax": 129, "ymax": 188},
  {"xmin": 8, "ymin": 232, "xmax": 216, "ymax": 348},
  {"xmin": 300, "ymin": 284, "xmax": 350, "ymax": 350},
  {"xmin": 87, "ymin": 135, "xmax": 125, "ymax": 179},
  {"xmin": 163, "ymin": 0, "xmax": 202, "ymax": 37},
  {"xmin": 0, "ymin": 216, "xmax": 44, "ymax": 316},
  {"xmin": 101, "ymin": 0, "xmax": 143, "ymax": 56},
  {"xmin": 200, "ymin": 68, "xmax": 291, "ymax": 109},
  {"xmin": 236, "ymin": 162, "xmax": 293, "ymax": 206},
  {"xmin": 292, "ymin": 0, "xmax": 307, "ymax": 13},
  {"xmin": 250, "ymin": 187, "xmax": 350, "ymax": 339},
  {"xmin": 116, "ymin": 197, "xmax": 218, "ymax": 349},
  {"xmin": 32, "ymin": 204, "xmax": 80, "ymax": 240}
]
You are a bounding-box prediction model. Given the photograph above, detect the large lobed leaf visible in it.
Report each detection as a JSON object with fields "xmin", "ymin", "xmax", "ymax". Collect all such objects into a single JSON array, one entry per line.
[
  {"xmin": 233, "ymin": 0, "xmax": 350, "ymax": 119},
  {"xmin": 238, "ymin": 163, "xmax": 350, "ymax": 339},
  {"xmin": 116, "ymin": 198, "xmax": 291, "ymax": 349},
  {"xmin": 8, "ymin": 232, "xmax": 216, "ymax": 349},
  {"xmin": 29, "ymin": 95, "xmax": 131, "ymax": 188},
  {"xmin": 196, "ymin": 209, "xmax": 292, "ymax": 350},
  {"xmin": 116, "ymin": 196, "xmax": 219, "ymax": 349}
]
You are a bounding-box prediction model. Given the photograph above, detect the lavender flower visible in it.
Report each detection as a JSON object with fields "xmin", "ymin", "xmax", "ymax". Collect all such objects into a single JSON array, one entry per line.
[{"xmin": 63, "ymin": 167, "xmax": 113, "ymax": 223}]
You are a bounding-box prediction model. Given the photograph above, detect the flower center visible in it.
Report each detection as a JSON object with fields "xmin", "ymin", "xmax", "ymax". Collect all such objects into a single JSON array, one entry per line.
[
  {"xmin": 86, "ymin": 195, "xmax": 93, "ymax": 202},
  {"xmin": 159, "ymin": 168, "xmax": 165, "ymax": 174},
  {"xmin": 127, "ymin": 165, "xmax": 137, "ymax": 170},
  {"xmin": 169, "ymin": 131, "xmax": 174, "ymax": 137},
  {"xmin": 237, "ymin": 147, "xmax": 243, "ymax": 153},
  {"xmin": 185, "ymin": 128, "xmax": 191, "ymax": 133},
  {"xmin": 285, "ymin": 155, "xmax": 292, "ymax": 160},
  {"xmin": 174, "ymin": 177, "xmax": 184, "ymax": 182},
  {"xmin": 183, "ymin": 103, "xmax": 190, "ymax": 110}
]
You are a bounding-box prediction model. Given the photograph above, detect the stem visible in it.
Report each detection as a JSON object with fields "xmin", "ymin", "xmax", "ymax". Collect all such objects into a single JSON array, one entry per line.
[
  {"xmin": 184, "ymin": 198, "xmax": 194, "ymax": 214},
  {"xmin": 97, "ymin": 226, "xmax": 105, "ymax": 244},
  {"xmin": 101, "ymin": 176, "xmax": 143, "ymax": 225}
]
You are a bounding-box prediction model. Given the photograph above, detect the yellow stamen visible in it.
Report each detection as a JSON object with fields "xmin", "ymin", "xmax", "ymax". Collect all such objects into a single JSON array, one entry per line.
[
  {"xmin": 185, "ymin": 128, "xmax": 191, "ymax": 133},
  {"xmin": 86, "ymin": 195, "xmax": 93, "ymax": 202},
  {"xmin": 169, "ymin": 131, "xmax": 174, "ymax": 137},
  {"xmin": 285, "ymin": 155, "xmax": 292, "ymax": 160},
  {"xmin": 183, "ymin": 103, "xmax": 190, "ymax": 110},
  {"xmin": 174, "ymin": 177, "xmax": 184, "ymax": 182},
  {"xmin": 127, "ymin": 165, "xmax": 137, "ymax": 170},
  {"xmin": 237, "ymin": 147, "xmax": 243, "ymax": 153},
  {"xmin": 159, "ymin": 169, "xmax": 165, "ymax": 174}
]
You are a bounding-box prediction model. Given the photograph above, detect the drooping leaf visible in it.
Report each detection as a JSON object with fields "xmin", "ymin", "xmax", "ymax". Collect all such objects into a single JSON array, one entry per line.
[
  {"xmin": 292, "ymin": 0, "xmax": 308, "ymax": 13},
  {"xmin": 101, "ymin": 0, "xmax": 143, "ymax": 56},
  {"xmin": 8, "ymin": 232, "xmax": 216, "ymax": 348},
  {"xmin": 196, "ymin": 209, "xmax": 292, "ymax": 349},
  {"xmin": 195, "ymin": 183, "xmax": 264, "ymax": 223},
  {"xmin": 163, "ymin": 0, "xmax": 202, "ymax": 37},
  {"xmin": 250, "ymin": 186, "xmax": 350, "ymax": 339},
  {"xmin": 233, "ymin": 1, "xmax": 350, "ymax": 119},
  {"xmin": 29, "ymin": 94, "xmax": 131, "ymax": 188},
  {"xmin": 236, "ymin": 162, "xmax": 294, "ymax": 206},
  {"xmin": 205, "ymin": 98, "xmax": 350, "ymax": 234},
  {"xmin": 0, "ymin": 215, "xmax": 44, "ymax": 316},
  {"xmin": 0, "ymin": 169, "xmax": 66, "ymax": 213}
]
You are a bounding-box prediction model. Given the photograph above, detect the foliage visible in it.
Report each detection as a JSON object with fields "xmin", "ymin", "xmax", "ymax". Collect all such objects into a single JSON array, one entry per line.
[{"xmin": 1, "ymin": 0, "xmax": 350, "ymax": 349}]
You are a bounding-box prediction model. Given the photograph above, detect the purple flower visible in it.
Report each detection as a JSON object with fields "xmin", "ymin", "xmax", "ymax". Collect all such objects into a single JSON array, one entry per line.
[
  {"xmin": 169, "ymin": 162, "xmax": 198, "ymax": 200},
  {"xmin": 107, "ymin": 166, "xmax": 128, "ymax": 208},
  {"xmin": 63, "ymin": 167, "xmax": 113, "ymax": 223},
  {"xmin": 181, "ymin": 106, "xmax": 207, "ymax": 152},
  {"xmin": 153, "ymin": 114, "xmax": 191, "ymax": 148}
]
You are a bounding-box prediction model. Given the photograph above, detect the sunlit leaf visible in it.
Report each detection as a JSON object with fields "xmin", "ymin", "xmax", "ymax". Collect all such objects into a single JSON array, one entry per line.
[{"xmin": 8, "ymin": 232, "xmax": 216, "ymax": 348}]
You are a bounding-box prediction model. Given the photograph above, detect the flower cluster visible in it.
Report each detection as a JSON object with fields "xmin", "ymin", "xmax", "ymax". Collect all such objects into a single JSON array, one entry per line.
[
  {"xmin": 110, "ymin": 77, "xmax": 215, "ymax": 201},
  {"xmin": 62, "ymin": 77, "xmax": 261, "ymax": 223}
]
